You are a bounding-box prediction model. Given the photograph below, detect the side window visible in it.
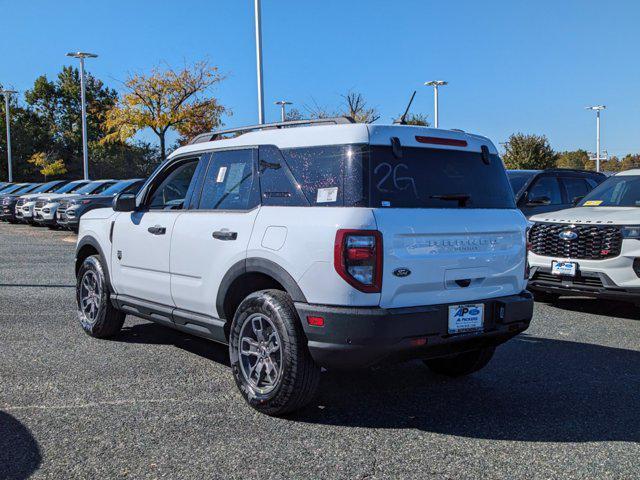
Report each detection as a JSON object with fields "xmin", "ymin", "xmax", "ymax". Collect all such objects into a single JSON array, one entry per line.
[
  {"xmin": 148, "ymin": 160, "xmax": 199, "ymax": 210},
  {"xmin": 258, "ymin": 145, "xmax": 308, "ymax": 207},
  {"xmin": 562, "ymin": 177, "xmax": 590, "ymax": 203},
  {"xmin": 528, "ymin": 176, "xmax": 562, "ymax": 204},
  {"xmin": 198, "ymin": 149, "xmax": 258, "ymax": 210}
]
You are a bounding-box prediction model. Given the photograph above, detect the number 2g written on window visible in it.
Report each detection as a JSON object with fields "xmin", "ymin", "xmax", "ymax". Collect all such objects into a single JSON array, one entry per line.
[{"xmin": 374, "ymin": 163, "xmax": 418, "ymax": 197}]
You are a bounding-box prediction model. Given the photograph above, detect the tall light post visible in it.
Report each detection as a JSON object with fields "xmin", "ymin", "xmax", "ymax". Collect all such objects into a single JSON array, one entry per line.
[
  {"xmin": 0, "ymin": 89, "xmax": 17, "ymax": 182},
  {"xmin": 254, "ymin": 0, "xmax": 265, "ymax": 124},
  {"xmin": 585, "ymin": 105, "xmax": 606, "ymax": 172},
  {"xmin": 425, "ymin": 80, "xmax": 448, "ymax": 128},
  {"xmin": 274, "ymin": 100, "xmax": 292, "ymax": 122},
  {"xmin": 66, "ymin": 51, "xmax": 98, "ymax": 180}
]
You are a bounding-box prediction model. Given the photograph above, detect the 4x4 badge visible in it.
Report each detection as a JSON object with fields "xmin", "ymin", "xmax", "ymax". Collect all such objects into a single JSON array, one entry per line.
[{"xmin": 393, "ymin": 268, "xmax": 411, "ymax": 277}]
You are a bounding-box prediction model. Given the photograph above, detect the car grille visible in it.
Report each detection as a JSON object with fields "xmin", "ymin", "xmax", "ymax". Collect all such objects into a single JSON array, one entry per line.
[
  {"xmin": 531, "ymin": 271, "xmax": 604, "ymax": 288},
  {"xmin": 35, "ymin": 200, "xmax": 47, "ymax": 209},
  {"xmin": 58, "ymin": 201, "xmax": 68, "ymax": 215},
  {"xmin": 529, "ymin": 223, "xmax": 622, "ymax": 260}
]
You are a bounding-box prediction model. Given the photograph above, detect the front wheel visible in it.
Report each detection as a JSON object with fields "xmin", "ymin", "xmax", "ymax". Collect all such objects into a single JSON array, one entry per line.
[
  {"xmin": 423, "ymin": 347, "xmax": 495, "ymax": 377},
  {"xmin": 229, "ymin": 290, "xmax": 320, "ymax": 416},
  {"xmin": 76, "ymin": 255, "xmax": 125, "ymax": 338}
]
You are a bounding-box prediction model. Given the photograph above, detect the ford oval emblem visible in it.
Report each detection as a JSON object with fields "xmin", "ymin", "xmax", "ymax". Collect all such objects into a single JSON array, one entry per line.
[
  {"xmin": 393, "ymin": 268, "xmax": 412, "ymax": 277},
  {"xmin": 558, "ymin": 230, "xmax": 578, "ymax": 240}
]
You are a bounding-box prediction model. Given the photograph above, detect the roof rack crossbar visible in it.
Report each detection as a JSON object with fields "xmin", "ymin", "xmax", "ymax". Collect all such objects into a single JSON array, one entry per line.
[{"xmin": 188, "ymin": 116, "xmax": 356, "ymax": 145}]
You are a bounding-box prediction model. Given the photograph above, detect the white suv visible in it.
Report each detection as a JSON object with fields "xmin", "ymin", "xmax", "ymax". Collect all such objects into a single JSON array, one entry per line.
[
  {"xmin": 528, "ymin": 169, "xmax": 640, "ymax": 302},
  {"xmin": 75, "ymin": 119, "xmax": 533, "ymax": 415}
]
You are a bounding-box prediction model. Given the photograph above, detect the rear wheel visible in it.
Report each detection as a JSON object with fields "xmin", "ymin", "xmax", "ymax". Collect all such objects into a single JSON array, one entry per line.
[
  {"xmin": 76, "ymin": 255, "xmax": 124, "ymax": 338},
  {"xmin": 423, "ymin": 347, "xmax": 495, "ymax": 377},
  {"xmin": 229, "ymin": 289, "xmax": 320, "ymax": 416}
]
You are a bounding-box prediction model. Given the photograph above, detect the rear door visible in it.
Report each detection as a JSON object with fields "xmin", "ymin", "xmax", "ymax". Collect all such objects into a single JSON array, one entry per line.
[
  {"xmin": 170, "ymin": 148, "xmax": 260, "ymax": 318},
  {"xmin": 368, "ymin": 144, "xmax": 527, "ymax": 308},
  {"xmin": 110, "ymin": 156, "xmax": 203, "ymax": 306}
]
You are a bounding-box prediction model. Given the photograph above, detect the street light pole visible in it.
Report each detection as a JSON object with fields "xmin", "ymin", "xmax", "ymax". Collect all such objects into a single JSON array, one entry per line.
[
  {"xmin": 586, "ymin": 105, "xmax": 606, "ymax": 172},
  {"xmin": 1, "ymin": 89, "xmax": 17, "ymax": 182},
  {"xmin": 66, "ymin": 51, "xmax": 98, "ymax": 180},
  {"xmin": 254, "ymin": 0, "xmax": 265, "ymax": 124},
  {"xmin": 425, "ymin": 80, "xmax": 448, "ymax": 128},
  {"xmin": 274, "ymin": 100, "xmax": 292, "ymax": 122}
]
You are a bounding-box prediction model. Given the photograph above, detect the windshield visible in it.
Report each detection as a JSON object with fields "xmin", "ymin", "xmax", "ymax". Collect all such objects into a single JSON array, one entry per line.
[
  {"xmin": 32, "ymin": 181, "xmax": 63, "ymax": 194},
  {"xmin": 0, "ymin": 184, "xmax": 25, "ymax": 194},
  {"xmin": 74, "ymin": 181, "xmax": 115, "ymax": 195},
  {"xmin": 14, "ymin": 184, "xmax": 39, "ymax": 194},
  {"xmin": 579, "ymin": 175, "xmax": 640, "ymax": 207},
  {"xmin": 101, "ymin": 180, "xmax": 141, "ymax": 196},
  {"xmin": 55, "ymin": 181, "xmax": 87, "ymax": 194},
  {"xmin": 369, "ymin": 146, "xmax": 516, "ymax": 209},
  {"xmin": 507, "ymin": 171, "xmax": 536, "ymax": 195}
]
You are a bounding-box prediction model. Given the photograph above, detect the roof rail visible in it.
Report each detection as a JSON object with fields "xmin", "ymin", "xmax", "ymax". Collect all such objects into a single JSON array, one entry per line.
[{"xmin": 188, "ymin": 116, "xmax": 356, "ymax": 145}]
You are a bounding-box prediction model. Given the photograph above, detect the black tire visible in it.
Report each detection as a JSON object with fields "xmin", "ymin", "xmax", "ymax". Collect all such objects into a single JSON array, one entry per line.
[
  {"xmin": 532, "ymin": 290, "xmax": 559, "ymax": 303},
  {"xmin": 76, "ymin": 255, "xmax": 125, "ymax": 338},
  {"xmin": 229, "ymin": 289, "xmax": 321, "ymax": 416},
  {"xmin": 424, "ymin": 347, "xmax": 495, "ymax": 377}
]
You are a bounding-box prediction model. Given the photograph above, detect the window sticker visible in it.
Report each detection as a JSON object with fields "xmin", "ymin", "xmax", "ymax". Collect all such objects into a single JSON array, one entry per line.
[
  {"xmin": 316, "ymin": 187, "xmax": 338, "ymax": 203},
  {"xmin": 216, "ymin": 166, "xmax": 228, "ymax": 183},
  {"xmin": 583, "ymin": 200, "xmax": 603, "ymax": 206},
  {"xmin": 381, "ymin": 201, "xmax": 391, "ymax": 207}
]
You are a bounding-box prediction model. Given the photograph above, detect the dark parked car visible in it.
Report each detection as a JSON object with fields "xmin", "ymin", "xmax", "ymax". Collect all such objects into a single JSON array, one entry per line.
[
  {"xmin": 0, "ymin": 183, "xmax": 43, "ymax": 221},
  {"xmin": 0, "ymin": 181, "xmax": 69, "ymax": 223},
  {"xmin": 507, "ymin": 169, "xmax": 606, "ymax": 217},
  {"xmin": 57, "ymin": 178, "xmax": 144, "ymax": 231}
]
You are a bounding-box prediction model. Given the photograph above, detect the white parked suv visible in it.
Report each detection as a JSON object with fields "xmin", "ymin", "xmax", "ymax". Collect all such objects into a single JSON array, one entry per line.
[
  {"xmin": 528, "ymin": 169, "xmax": 640, "ymax": 302},
  {"xmin": 75, "ymin": 118, "xmax": 533, "ymax": 415}
]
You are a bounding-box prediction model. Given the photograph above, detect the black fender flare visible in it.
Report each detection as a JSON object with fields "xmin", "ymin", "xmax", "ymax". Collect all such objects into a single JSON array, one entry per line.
[
  {"xmin": 75, "ymin": 235, "xmax": 114, "ymax": 293},
  {"xmin": 216, "ymin": 257, "xmax": 307, "ymax": 320}
]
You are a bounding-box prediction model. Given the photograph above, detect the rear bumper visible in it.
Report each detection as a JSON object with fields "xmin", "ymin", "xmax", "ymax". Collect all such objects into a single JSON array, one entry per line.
[{"xmin": 295, "ymin": 291, "xmax": 533, "ymax": 369}]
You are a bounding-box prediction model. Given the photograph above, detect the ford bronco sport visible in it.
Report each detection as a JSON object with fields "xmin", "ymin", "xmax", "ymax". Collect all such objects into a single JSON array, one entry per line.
[{"xmin": 75, "ymin": 118, "xmax": 533, "ymax": 415}]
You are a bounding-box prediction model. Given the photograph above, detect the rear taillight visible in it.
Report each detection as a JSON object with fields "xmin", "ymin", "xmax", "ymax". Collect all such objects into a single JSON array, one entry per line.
[{"xmin": 334, "ymin": 229, "xmax": 383, "ymax": 293}]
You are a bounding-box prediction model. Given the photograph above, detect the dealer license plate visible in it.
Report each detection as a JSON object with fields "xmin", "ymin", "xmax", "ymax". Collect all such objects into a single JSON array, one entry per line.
[
  {"xmin": 448, "ymin": 304, "xmax": 484, "ymax": 334},
  {"xmin": 552, "ymin": 261, "xmax": 577, "ymax": 276}
]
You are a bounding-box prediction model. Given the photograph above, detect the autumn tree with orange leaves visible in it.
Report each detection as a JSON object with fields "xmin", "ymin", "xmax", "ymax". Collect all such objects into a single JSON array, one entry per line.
[{"xmin": 102, "ymin": 61, "xmax": 227, "ymax": 160}]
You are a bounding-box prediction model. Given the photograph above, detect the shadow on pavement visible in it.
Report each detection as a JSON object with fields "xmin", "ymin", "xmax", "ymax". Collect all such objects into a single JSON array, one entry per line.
[
  {"xmin": 543, "ymin": 297, "xmax": 640, "ymax": 321},
  {"xmin": 293, "ymin": 335, "xmax": 640, "ymax": 442},
  {"xmin": 0, "ymin": 411, "xmax": 42, "ymax": 480},
  {"xmin": 114, "ymin": 322, "xmax": 639, "ymax": 443},
  {"xmin": 119, "ymin": 321, "xmax": 230, "ymax": 366}
]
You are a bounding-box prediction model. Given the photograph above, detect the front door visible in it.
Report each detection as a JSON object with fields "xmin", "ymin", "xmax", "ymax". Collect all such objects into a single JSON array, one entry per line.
[{"xmin": 110, "ymin": 157, "xmax": 202, "ymax": 306}]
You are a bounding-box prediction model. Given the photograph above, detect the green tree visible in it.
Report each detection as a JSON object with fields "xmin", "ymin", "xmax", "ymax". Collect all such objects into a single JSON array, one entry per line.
[
  {"xmin": 556, "ymin": 149, "xmax": 589, "ymax": 169},
  {"xmin": 402, "ymin": 113, "xmax": 430, "ymax": 126},
  {"xmin": 24, "ymin": 66, "xmax": 119, "ymax": 179},
  {"xmin": 89, "ymin": 141, "xmax": 160, "ymax": 179},
  {"xmin": 502, "ymin": 133, "xmax": 557, "ymax": 170},
  {"xmin": 620, "ymin": 154, "xmax": 640, "ymax": 171},
  {"xmin": 102, "ymin": 61, "xmax": 227, "ymax": 160}
]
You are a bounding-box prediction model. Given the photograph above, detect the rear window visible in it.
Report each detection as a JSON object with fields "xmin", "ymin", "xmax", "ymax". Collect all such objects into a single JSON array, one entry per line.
[{"xmin": 369, "ymin": 146, "xmax": 515, "ymax": 209}]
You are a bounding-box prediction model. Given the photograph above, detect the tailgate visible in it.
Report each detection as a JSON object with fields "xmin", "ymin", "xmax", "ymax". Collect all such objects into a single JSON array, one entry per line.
[{"xmin": 374, "ymin": 209, "xmax": 527, "ymax": 308}]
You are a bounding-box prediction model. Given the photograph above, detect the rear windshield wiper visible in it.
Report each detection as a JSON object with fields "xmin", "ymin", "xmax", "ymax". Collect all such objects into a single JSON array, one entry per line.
[{"xmin": 430, "ymin": 194, "xmax": 471, "ymax": 207}]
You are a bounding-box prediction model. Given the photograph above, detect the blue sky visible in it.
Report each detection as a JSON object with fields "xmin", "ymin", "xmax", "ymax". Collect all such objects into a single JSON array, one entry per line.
[{"xmin": 1, "ymin": 0, "xmax": 639, "ymax": 156}]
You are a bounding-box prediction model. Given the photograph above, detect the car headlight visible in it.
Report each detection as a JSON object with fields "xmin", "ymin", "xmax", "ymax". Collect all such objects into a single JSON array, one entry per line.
[{"xmin": 621, "ymin": 226, "xmax": 640, "ymax": 239}]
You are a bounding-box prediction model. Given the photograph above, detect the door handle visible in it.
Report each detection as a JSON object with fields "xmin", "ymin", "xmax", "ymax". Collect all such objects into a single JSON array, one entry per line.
[
  {"xmin": 148, "ymin": 225, "xmax": 166, "ymax": 235},
  {"xmin": 212, "ymin": 230, "xmax": 238, "ymax": 241}
]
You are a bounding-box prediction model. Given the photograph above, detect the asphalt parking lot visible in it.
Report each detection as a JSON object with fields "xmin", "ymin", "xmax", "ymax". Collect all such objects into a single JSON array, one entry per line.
[{"xmin": 1, "ymin": 222, "xmax": 639, "ymax": 479}]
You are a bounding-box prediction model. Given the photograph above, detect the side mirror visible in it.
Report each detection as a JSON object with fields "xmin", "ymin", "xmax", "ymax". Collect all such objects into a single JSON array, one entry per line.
[
  {"xmin": 526, "ymin": 196, "xmax": 551, "ymax": 206},
  {"xmin": 572, "ymin": 196, "xmax": 584, "ymax": 206},
  {"xmin": 113, "ymin": 192, "xmax": 136, "ymax": 212}
]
